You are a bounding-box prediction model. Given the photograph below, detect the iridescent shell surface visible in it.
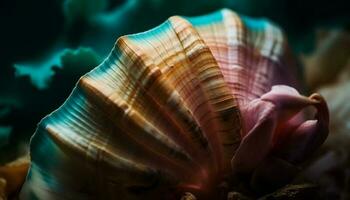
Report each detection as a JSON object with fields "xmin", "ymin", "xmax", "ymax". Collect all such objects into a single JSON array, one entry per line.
[{"xmin": 20, "ymin": 9, "xmax": 329, "ymax": 199}]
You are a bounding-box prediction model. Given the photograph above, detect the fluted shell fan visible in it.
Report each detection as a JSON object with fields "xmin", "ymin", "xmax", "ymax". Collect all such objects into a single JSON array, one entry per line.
[{"xmin": 20, "ymin": 9, "xmax": 329, "ymax": 200}]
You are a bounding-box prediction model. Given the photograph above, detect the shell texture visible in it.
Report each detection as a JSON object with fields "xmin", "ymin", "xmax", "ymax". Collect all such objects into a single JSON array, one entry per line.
[{"xmin": 21, "ymin": 9, "xmax": 329, "ymax": 199}]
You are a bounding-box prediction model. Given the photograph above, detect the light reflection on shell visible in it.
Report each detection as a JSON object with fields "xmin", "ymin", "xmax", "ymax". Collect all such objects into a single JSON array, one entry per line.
[{"xmin": 20, "ymin": 9, "xmax": 329, "ymax": 200}]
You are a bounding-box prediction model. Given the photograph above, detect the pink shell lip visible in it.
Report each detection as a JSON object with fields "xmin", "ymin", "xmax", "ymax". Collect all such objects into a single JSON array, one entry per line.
[
  {"xmin": 177, "ymin": 85, "xmax": 330, "ymax": 196},
  {"xmin": 232, "ymin": 85, "xmax": 329, "ymax": 174}
]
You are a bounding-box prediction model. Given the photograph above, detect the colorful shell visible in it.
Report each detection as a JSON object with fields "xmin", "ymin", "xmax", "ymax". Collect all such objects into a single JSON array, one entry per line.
[{"xmin": 20, "ymin": 9, "xmax": 329, "ymax": 199}]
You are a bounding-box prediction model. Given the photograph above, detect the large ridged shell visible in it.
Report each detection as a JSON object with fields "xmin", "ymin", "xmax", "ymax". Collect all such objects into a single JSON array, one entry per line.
[{"xmin": 20, "ymin": 9, "xmax": 328, "ymax": 199}]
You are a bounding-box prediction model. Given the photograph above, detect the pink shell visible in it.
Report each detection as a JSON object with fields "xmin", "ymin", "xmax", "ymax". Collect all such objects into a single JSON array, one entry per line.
[{"xmin": 20, "ymin": 9, "xmax": 329, "ymax": 199}]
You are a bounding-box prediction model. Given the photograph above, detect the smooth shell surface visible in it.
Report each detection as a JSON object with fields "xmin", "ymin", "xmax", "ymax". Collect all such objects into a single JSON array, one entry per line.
[{"xmin": 20, "ymin": 9, "xmax": 328, "ymax": 199}]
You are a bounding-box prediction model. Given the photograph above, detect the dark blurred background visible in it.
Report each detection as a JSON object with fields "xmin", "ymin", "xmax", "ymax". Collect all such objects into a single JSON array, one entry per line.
[{"xmin": 0, "ymin": 0, "xmax": 349, "ymax": 162}]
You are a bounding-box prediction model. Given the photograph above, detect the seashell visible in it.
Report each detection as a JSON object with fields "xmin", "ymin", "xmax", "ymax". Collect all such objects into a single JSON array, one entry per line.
[{"xmin": 20, "ymin": 9, "xmax": 329, "ymax": 199}]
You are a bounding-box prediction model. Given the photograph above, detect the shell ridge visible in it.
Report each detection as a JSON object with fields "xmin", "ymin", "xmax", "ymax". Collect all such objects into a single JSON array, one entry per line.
[
  {"xmin": 113, "ymin": 36, "xmax": 211, "ymax": 166},
  {"xmin": 123, "ymin": 18, "xmax": 213, "ymax": 166},
  {"xmin": 169, "ymin": 16, "xmax": 225, "ymax": 175},
  {"xmin": 127, "ymin": 21, "xmax": 212, "ymax": 153},
  {"xmin": 77, "ymin": 78, "xmax": 204, "ymax": 185},
  {"xmin": 169, "ymin": 16, "xmax": 241, "ymax": 175}
]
